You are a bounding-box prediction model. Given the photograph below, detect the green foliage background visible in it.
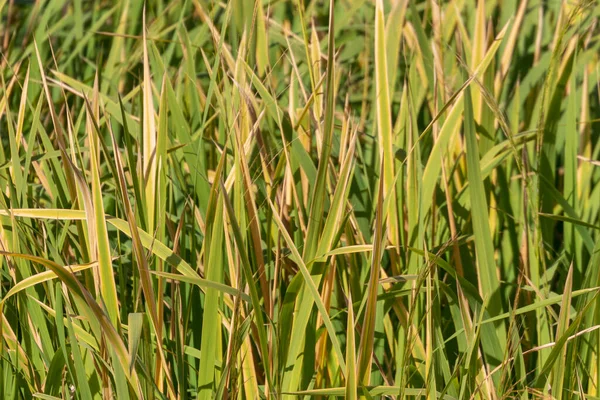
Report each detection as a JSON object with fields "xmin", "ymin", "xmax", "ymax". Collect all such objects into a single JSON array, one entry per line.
[{"xmin": 0, "ymin": 0, "xmax": 599, "ymax": 398}]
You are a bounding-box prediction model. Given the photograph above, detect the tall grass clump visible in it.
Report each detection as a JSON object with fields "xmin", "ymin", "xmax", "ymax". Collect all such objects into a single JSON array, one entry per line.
[{"xmin": 1, "ymin": 0, "xmax": 600, "ymax": 398}]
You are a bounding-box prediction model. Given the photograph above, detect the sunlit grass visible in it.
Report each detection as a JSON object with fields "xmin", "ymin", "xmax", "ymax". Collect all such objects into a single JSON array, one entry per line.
[{"xmin": 0, "ymin": 0, "xmax": 599, "ymax": 398}]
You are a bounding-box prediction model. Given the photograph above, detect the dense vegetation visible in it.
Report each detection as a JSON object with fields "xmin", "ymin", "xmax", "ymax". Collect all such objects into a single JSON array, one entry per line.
[{"xmin": 1, "ymin": 0, "xmax": 599, "ymax": 398}]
